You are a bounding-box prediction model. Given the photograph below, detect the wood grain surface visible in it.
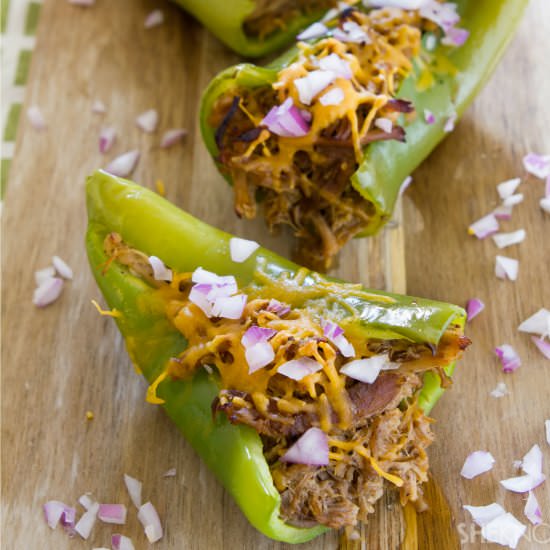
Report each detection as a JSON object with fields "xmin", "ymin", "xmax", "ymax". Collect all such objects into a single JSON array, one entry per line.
[
  {"xmin": 1, "ymin": 1, "xmax": 548, "ymax": 549},
  {"xmin": 403, "ymin": 1, "xmax": 550, "ymax": 548}
]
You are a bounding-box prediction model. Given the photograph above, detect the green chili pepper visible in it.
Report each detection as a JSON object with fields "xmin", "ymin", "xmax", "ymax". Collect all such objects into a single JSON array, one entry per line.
[
  {"xmin": 172, "ymin": 0, "xmax": 332, "ymax": 58},
  {"xmin": 199, "ymin": 0, "xmax": 527, "ymax": 237},
  {"xmin": 86, "ymin": 170, "xmax": 465, "ymax": 543}
]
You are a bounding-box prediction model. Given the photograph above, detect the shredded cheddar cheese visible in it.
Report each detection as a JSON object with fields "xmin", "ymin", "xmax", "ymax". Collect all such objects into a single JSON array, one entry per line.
[
  {"xmin": 212, "ymin": 7, "xmax": 432, "ymax": 270},
  {"xmin": 146, "ymin": 370, "xmax": 168, "ymax": 404},
  {"xmin": 104, "ymin": 233, "xmax": 468, "ymax": 525},
  {"xmin": 91, "ymin": 299, "xmax": 121, "ymax": 318}
]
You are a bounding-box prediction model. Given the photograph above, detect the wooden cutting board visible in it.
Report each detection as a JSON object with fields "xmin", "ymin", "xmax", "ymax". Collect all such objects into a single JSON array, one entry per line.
[{"xmin": 2, "ymin": 1, "xmax": 548, "ymax": 549}]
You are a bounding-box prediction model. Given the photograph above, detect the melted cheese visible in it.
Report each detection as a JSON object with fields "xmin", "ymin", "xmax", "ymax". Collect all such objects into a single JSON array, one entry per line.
[
  {"xmin": 231, "ymin": 8, "xmax": 422, "ymax": 177},
  {"xmin": 106, "ymin": 235, "xmax": 463, "ymax": 494}
]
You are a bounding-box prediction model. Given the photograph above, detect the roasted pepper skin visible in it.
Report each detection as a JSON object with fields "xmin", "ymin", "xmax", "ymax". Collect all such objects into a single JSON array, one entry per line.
[
  {"xmin": 172, "ymin": 0, "xmax": 330, "ymax": 58},
  {"xmin": 86, "ymin": 170, "xmax": 465, "ymax": 543},
  {"xmin": 199, "ymin": 0, "xmax": 528, "ymax": 236}
]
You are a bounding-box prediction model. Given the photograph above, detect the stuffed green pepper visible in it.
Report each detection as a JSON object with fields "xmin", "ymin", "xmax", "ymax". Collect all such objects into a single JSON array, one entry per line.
[
  {"xmin": 86, "ymin": 170, "xmax": 469, "ymax": 542},
  {"xmin": 200, "ymin": 0, "xmax": 527, "ymax": 270},
  {"xmin": 172, "ymin": 0, "xmax": 338, "ymax": 58}
]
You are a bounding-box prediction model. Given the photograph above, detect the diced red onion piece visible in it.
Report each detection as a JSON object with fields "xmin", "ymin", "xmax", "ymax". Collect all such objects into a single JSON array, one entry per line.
[
  {"xmin": 340, "ymin": 355, "xmax": 392, "ymax": 384},
  {"xmin": 420, "ymin": 1, "xmax": 460, "ymax": 32},
  {"xmin": 493, "ymin": 204, "xmax": 513, "ymax": 220},
  {"xmin": 79, "ymin": 493, "xmax": 94, "ymax": 510},
  {"xmin": 189, "ymin": 285, "xmax": 214, "ymax": 317},
  {"xmin": 295, "ymin": 70, "xmax": 336, "ymax": 105},
  {"xmin": 245, "ymin": 342, "xmax": 275, "ymax": 373},
  {"xmin": 524, "ymin": 491, "xmax": 542, "ymax": 525},
  {"xmin": 468, "ymin": 213, "xmax": 499, "ymax": 239},
  {"xmin": 492, "ymin": 229, "xmax": 526, "ymax": 249},
  {"xmin": 212, "ymin": 294, "xmax": 246, "ymax": 319},
  {"xmin": 424, "ymin": 109, "xmax": 435, "ymax": 124},
  {"xmin": 322, "ymin": 320, "xmax": 355, "ymax": 357},
  {"xmin": 521, "ymin": 444, "xmax": 543, "ymax": 478},
  {"xmin": 502, "ymin": 193, "xmax": 523, "ymax": 207},
  {"xmin": 495, "ymin": 345, "xmax": 521, "ymax": 373},
  {"xmin": 43, "ymin": 501, "xmax": 65, "ymax": 529},
  {"xmin": 27, "ymin": 105, "xmax": 46, "ymax": 130},
  {"xmin": 399, "ymin": 175, "xmax": 412, "ymax": 196},
  {"xmin": 241, "ymin": 326, "xmax": 276, "ymax": 348},
  {"xmin": 532, "ymin": 337, "xmax": 550, "ymax": 360},
  {"xmin": 523, "ymin": 152, "xmax": 550, "ymax": 179},
  {"xmin": 335, "ymin": 20, "xmax": 370, "ymax": 44},
  {"xmin": 261, "ymin": 98, "xmax": 310, "ymax": 137},
  {"xmin": 460, "ymin": 451, "xmax": 495, "ymax": 479},
  {"xmin": 160, "ymin": 128, "xmax": 187, "ymax": 148},
  {"xmin": 74, "ymin": 501, "xmax": 99, "ymax": 539},
  {"xmin": 136, "ymin": 109, "xmax": 158, "ymax": 133},
  {"xmin": 99, "ymin": 126, "xmax": 116, "ymax": 154},
  {"xmin": 124, "ymin": 474, "xmax": 142, "ymax": 509},
  {"xmin": 52, "ymin": 255, "xmax": 73, "ymax": 280},
  {"xmin": 163, "ymin": 467, "xmax": 176, "ymax": 477},
  {"xmin": 443, "ymin": 112, "xmax": 457, "ymax": 132},
  {"xmin": 266, "ymin": 299, "xmax": 290, "ymax": 317},
  {"xmin": 500, "ymin": 473, "xmax": 546, "ymax": 493},
  {"xmin": 35, "ymin": 266, "xmax": 55, "ymax": 286},
  {"xmin": 98, "ymin": 504, "xmax": 127, "ymax": 525},
  {"xmin": 92, "ymin": 99, "xmax": 106, "ymax": 114},
  {"xmin": 374, "ymin": 117, "xmax": 393, "ymax": 133},
  {"xmin": 481, "ymin": 513, "xmax": 526, "ymax": 549},
  {"xmin": 148, "ymin": 256, "xmax": 172, "ymax": 282},
  {"xmin": 333, "ymin": 334, "xmax": 355, "ymax": 357},
  {"xmin": 137, "ymin": 502, "xmax": 163, "ymax": 543},
  {"xmin": 230, "ymin": 237, "xmax": 260, "ymax": 263},
  {"xmin": 144, "ymin": 9, "xmax": 164, "ymax": 28},
  {"xmin": 518, "ymin": 308, "xmax": 550, "ymax": 337},
  {"xmin": 104, "ymin": 150, "xmax": 140, "ymax": 177},
  {"xmin": 441, "ymin": 27, "xmax": 469, "ymax": 47},
  {"xmin": 545, "ymin": 419, "xmax": 550, "ymax": 446},
  {"xmin": 541, "ymin": 196, "xmax": 550, "ymax": 214},
  {"xmin": 320, "ymin": 5, "xmax": 341, "ymax": 22},
  {"xmin": 463, "ymin": 502, "xmax": 506, "ymax": 527},
  {"xmin": 61, "ymin": 505, "xmax": 76, "ymax": 530},
  {"xmin": 490, "ymin": 382, "xmax": 509, "ymax": 398},
  {"xmin": 112, "ymin": 534, "xmax": 135, "ymax": 550},
  {"xmin": 281, "ymin": 427, "xmax": 329, "ymax": 466},
  {"xmin": 466, "ymin": 298, "xmax": 484, "ymax": 321},
  {"xmin": 209, "ymin": 283, "xmax": 239, "ymax": 300},
  {"xmin": 278, "ymin": 357, "xmax": 323, "ymax": 381},
  {"xmin": 497, "ymin": 177, "xmax": 521, "ymax": 199},
  {"xmin": 495, "ymin": 255, "xmax": 518, "ymax": 281},
  {"xmin": 318, "ymin": 53, "xmax": 352, "ymax": 79},
  {"xmin": 192, "ymin": 267, "xmax": 236, "ymax": 287},
  {"xmin": 297, "ymin": 22, "xmax": 328, "ymax": 41},
  {"xmin": 319, "ymin": 87, "xmax": 345, "ymax": 106},
  {"xmin": 322, "ymin": 320, "xmax": 344, "ymax": 340},
  {"xmin": 33, "ymin": 277, "xmax": 64, "ymax": 307}
]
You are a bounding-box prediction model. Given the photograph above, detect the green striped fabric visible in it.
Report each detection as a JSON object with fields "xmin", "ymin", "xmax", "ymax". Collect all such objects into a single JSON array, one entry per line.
[{"xmin": 1, "ymin": 0, "xmax": 43, "ymax": 198}]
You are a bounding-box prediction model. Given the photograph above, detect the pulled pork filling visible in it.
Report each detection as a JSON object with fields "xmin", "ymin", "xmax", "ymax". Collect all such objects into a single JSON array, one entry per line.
[
  {"xmin": 211, "ymin": 7, "xmax": 424, "ymax": 271},
  {"xmin": 243, "ymin": 0, "xmax": 336, "ymax": 40},
  {"xmin": 105, "ymin": 233, "xmax": 469, "ymax": 530}
]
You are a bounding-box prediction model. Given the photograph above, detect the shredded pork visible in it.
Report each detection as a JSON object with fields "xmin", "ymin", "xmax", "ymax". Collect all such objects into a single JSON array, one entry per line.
[
  {"xmin": 105, "ymin": 233, "xmax": 468, "ymax": 530},
  {"xmin": 211, "ymin": 7, "xmax": 423, "ymax": 270}
]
